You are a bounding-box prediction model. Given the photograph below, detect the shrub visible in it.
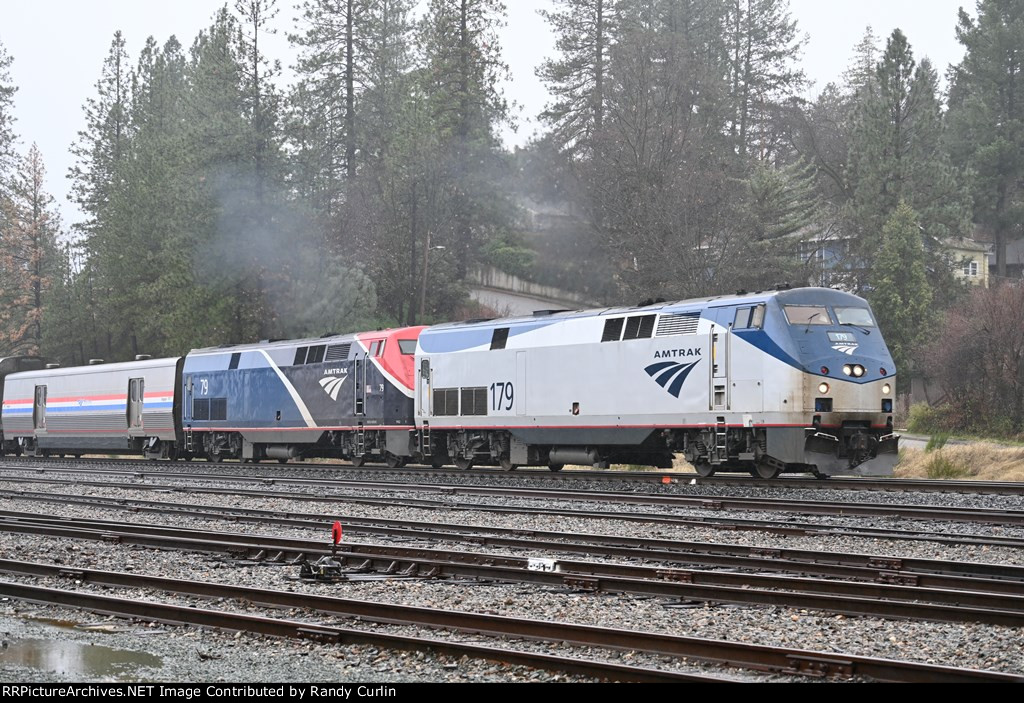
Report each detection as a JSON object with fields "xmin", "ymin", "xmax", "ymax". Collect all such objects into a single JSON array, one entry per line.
[
  {"xmin": 907, "ymin": 403, "xmax": 959, "ymax": 435},
  {"xmin": 924, "ymin": 451, "xmax": 971, "ymax": 479},
  {"xmin": 925, "ymin": 433, "xmax": 949, "ymax": 453}
]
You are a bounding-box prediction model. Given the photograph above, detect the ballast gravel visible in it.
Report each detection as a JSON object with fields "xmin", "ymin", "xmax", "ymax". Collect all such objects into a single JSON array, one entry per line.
[{"xmin": 1, "ymin": 460, "xmax": 1023, "ymax": 682}]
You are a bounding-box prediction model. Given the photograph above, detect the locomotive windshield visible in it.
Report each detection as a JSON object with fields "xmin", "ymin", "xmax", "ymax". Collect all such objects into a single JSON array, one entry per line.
[
  {"xmin": 398, "ymin": 339, "xmax": 417, "ymax": 354},
  {"xmin": 834, "ymin": 307, "xmax": 876, "ymax": 327},
  {"xmin": 783, "ymin": 305, "xmax": 832, "ymax": 325}
]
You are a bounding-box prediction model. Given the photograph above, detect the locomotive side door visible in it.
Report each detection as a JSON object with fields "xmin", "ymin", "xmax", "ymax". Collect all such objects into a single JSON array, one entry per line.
[
  {"xmin": 184, "ymin": 376, "xmax": 193, "ymax": 423},
  {"xmin": 354, "ymin": 354, "xmax": 366, "ymax": 416},
  {"xmin": 710, "ymin": 323, "xmax": 730, "ymax": 410},
  {"xmin": 418, "ymin": 358, "xmax": 431, "ymax": 417}
]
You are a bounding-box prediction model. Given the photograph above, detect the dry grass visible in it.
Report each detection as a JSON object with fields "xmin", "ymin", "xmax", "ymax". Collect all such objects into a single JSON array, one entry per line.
[{"xmin": 895, "ymin": 443, "xmax": 1024, "ymax": 481}]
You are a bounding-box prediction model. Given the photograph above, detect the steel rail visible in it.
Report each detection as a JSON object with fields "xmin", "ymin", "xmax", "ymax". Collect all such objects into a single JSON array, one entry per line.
[
  {"xmin": 4, "ymin": 489, "xmax": 1024, "ymax": 585},
  {"xmin": 0, "ymin": 563, "xmax": 1017, "ymax": 683},
  {"xmin": 2, "ymin": 469, "xmax": 1024, "ymax": 528},
  {"xmin": 4, "ymin": 515, "xmax": 1024, "ymax": 627},
  {"xmin": 5, "ymin": 473, "xmax": 1024, "ymax": 555},
  {"xmin": 6, "ymin": 457, "xmax": 1024, "ymax": 495},
  {"xmin": 0, "ymin": 577, "xmax": 719, "ymax": 683}
]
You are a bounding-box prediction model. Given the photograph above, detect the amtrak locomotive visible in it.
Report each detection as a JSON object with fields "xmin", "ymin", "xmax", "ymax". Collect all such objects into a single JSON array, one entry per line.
[{"xmin": 0, "ymin": 287, "xmax": 898, "ymax": 477}]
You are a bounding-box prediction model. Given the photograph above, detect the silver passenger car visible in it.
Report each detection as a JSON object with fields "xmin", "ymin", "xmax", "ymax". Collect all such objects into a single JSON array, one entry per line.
[{"xmin": 1, "ymin": 357, "xmax": 182, "ymax": 457}]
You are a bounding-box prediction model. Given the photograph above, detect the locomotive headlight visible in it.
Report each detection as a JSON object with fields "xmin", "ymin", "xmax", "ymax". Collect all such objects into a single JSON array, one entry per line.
[
  {"xmin": 818, "ymin": 382, "xmax": 830, "ymax": 394},
  {"xmin": 882, "ymin": 383, "xmax": 891, "ymax": 395},
  {"xmin": 852, "ymin": 365, "xmax": 865, "ymax": 377},
  {"xmin": 842, "ymin": 364, "xmax": 852, "ymax": 376}
]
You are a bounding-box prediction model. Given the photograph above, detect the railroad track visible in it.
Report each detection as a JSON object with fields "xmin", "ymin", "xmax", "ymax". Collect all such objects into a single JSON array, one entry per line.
[
  {"xmin": 0, "ymin": 569, "xmax": 715, "ymax": 683},
  {"xmin": 3, "ymin": 511, "xmax": 1024, "ymax": 627},
  {"xmin": 5, "ymin": 475, "xmax": 1024, "ymax": 553},
  {"xmin": 4, "ymin": 456, "xmax": 1024, "ymax": 495},
  {"xmin": 2, "ymin": 467, "xmax": 1024, "ymax": 528},
  {"xmin": 0, "ymin": 559, "xmax": 1018, "ymax": 683},
  {"xmin": 1, "ymin": 493, "xmax": 1022, "ymax": 587}
]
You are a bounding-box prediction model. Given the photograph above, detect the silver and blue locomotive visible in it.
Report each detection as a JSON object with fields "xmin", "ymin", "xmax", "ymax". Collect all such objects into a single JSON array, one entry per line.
[
  {"xmin": 413, "ymin": 287, "xmax": 898, "ymax": 477},
  {"xmin": 0, "ymin": 287, "xmax": 898, "ymax": 477}
]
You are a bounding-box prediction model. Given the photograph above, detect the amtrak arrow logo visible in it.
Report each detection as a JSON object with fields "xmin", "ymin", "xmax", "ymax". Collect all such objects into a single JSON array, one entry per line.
[
  {"xmin": 645, "ymin": 360, "xmax": 700, "ymax": 398},
  {"xmin": 832, "ymin": 345, "xmax": 858, "ymax": 355},
  {"xmin": 319, "ymin": 373, "xmax": 348, "ymax": 401}
]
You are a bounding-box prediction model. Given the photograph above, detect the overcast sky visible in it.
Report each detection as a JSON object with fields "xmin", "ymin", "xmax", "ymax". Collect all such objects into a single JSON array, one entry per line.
[{"xmin": 1, "ymin": 0, "xmax": 975, "ymax": 229}]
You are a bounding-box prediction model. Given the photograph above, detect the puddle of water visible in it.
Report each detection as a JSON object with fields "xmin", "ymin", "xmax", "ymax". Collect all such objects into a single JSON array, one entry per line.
[
  {"xmin": 0, "ymin": 638, "xmax": 163, "ymax": 679},
  {"xmin": 24, "ymin": 617, "xmax": 81, "ymax": 629}
]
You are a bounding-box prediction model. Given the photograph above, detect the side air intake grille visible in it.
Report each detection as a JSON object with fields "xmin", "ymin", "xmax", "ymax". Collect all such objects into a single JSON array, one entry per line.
[
  {"xmin": 326, "ymin": 343, "xmax": 351, "ymax": 361},
  {"xmin": 657, "ymin": 313, "xmax": 700, "ymax": 336}
]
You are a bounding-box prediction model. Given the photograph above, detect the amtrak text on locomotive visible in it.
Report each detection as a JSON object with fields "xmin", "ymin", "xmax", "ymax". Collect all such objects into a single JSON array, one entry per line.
[{"xmin": 653, "ymin": 348, "xmax": 702, "ymax": 358}]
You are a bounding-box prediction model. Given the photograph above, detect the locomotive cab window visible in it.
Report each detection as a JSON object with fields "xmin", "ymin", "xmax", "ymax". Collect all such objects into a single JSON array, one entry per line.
[
  {"xmin": 398, "ymin": 339, "xmax": 417, "ymax": 355},
  {"xmin": 834, "ymin": 307, "xmax": 876, "ymax": 327},
  {"xmin": 733, "ymin": 304, "xmax": 765, "ymax": 330},
  {"xmin": 783, "ymin": 305, "xmax": 832, "ymax": 326}
]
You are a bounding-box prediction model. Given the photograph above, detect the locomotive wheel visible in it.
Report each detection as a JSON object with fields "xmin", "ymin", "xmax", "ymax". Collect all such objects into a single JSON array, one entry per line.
[
  {"xmin": 752, "ymin": 462, "xmax": 781, "ymax": 479},
  {"xmin": 694, "ymin": 462, "xmax": 716, "ymax": 478},
  {"xmin": 548, "ymin": 463, "xmax": 564, "ymax": 472},
  {"xmin": 431, "ymin": 460, "xmax": 445, "ymax": 470},
  {"xmin": 277, "ymin": 458, "xmax": 289, "ymax": 464},
  {"xmin": 454, "ymin": 457, "xmax": 474, "ymax": 471},
  {"xmin": 350, "ymin": 455, "xmax": 365, "ymax": 468},
  {"xmin": 499, "ymin": 456, "xmax": 518, "ymax": 472}
]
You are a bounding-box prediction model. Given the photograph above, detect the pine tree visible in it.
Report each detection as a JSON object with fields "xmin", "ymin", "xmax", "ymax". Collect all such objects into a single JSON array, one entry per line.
[
  {"xmin": 841, "ymin": 25, "xmax": 880, "ymax": 97},
  {"xmin": 121, "ymin": 36, "xmax": 212, "ymax": 356},
  {"xmin": 537, "ymin": 0, "xmax": 617, "ymax": 158},
  {"xmin": 844, "ymin": 30, "xmax": 971, "ymax": 294},
  {"xmin": 289, "ymin": 0, "xmax": 416, "ymax": 220},
  {"xmin": 419, "ymin": 0, "xmax": 513, "ymax": 280},
  {"xmin": 40, "ymin": 243, "xmax": 89, "ymax": 365},
  {"xmin": 69, "ymin": 32, "xmax": 131, "ymax": 240},
  {"xmin": 724, "ymin": 0, "xmax": 806, "ymax": 158},
  {"xmin": 868, "ymin": 201, "xmax": 933, "ymax": 380},
  {"xmin": 580, "ymin": 0, "xmax": 738, "ymax": 300},
  {"xmin": 947, "ymin": 0, "xmax": 1024, "ymax": 280},
  {"xmin": 0, "ymin": 145, "xmax": 61, "ymax": 356},
  {"xmin": 67, "ymin": 32, "xmax": 133, "ymax": 360},
  {"xmin": 235, "ymin": 0, "xmax": 282, "ymax": 202},
  {"xmin": 186, "ymin": 5, "xmax": 277, "ymax": 343},
  {"xmin": 0, "ymin": 39, "xmax": 17, "ymax": 199}
]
